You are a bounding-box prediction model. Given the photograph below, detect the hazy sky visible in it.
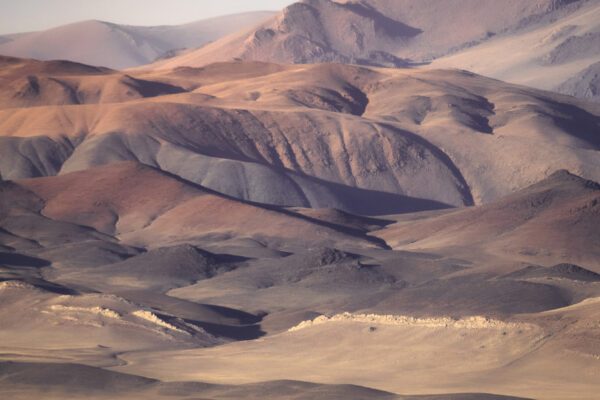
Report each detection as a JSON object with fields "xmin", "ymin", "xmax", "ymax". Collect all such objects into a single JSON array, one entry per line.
[{"xmin": 0, "ymin": 0, "xmax": 296, "ymax": 34}]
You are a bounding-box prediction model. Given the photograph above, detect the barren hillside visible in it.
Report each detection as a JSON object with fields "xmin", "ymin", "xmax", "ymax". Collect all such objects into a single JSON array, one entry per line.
[{"xmin": 1, "ymin": 57, "xmax": 599, "ymax": 215}]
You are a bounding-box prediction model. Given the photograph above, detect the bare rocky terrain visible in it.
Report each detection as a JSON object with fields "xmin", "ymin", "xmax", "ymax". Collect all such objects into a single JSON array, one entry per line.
[
  {"xmin": 154, "ymin": 0, "xmax": 585, "ymax": 68},
  {"xmin": 1, "ymin": 56, "xmax": 600, "ymax": 212},
  {"xmin": 1, "ymin": 1, "xmax": 599, "ymax": 399},
  {"xmin": 3, "ymin": 1, "xmax": 599, "ymax": 100},
  {"xmin": 148, "ymin": 0, "xmax": 600, "ymax": 102},
  {"xmin": 430, "ymin": 0, "xmax": 600, "ymax": 100},
  {"xmin": 556, "ymin": 60, "xmax": 600, "ymax": 101},
  {"xmin": 4, "ymin": 143, "xmax": 599, "ymax": 400}
]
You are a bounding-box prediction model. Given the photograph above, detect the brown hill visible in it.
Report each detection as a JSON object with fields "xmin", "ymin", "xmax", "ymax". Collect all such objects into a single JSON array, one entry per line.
[
  {"xmin": 17, "ymin": 161, "xmax": 382, "ymax": 249},
  {"xmin": 0, "ymin": 56, "xmax": 184, "ymax": 108},
  {"xmin": 2, "ymin": 130, "xmax": 599, "ymax": 400},
  {"xmin": 374, "ymin": 170, "xmax": 600, "ymax": 268},
  {"xmin": 1, "ymin": 58, "xmax": 600, "ymax": 215}
]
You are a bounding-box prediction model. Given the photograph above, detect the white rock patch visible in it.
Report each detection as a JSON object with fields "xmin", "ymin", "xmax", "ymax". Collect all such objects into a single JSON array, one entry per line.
[
  {"xmin": 48, "ymin": 305, "xmax": 121, "ymax": 319},
  {"xmin": 289, "ymin": 312, "xmax": 533, "ymax": 332},
  {"xmin": 132, "ymin": 310, "xmax": 185, "ymax": 333}
]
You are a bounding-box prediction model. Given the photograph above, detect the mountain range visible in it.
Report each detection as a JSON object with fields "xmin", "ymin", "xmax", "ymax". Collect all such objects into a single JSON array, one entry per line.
[
  {"xmin": 1, "ymin": 1, "xmax": 599, "ymax": 400},
  {"xmin": 147, "ymin": 0, "xmax": 600, "ymax": 102},
  {"xmin": 0, "ymin": 12, "xmax": 275, "ymax": 69}
]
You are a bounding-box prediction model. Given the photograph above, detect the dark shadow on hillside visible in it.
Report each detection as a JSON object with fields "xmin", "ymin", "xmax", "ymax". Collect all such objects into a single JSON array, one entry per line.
[
  {"xmin": 380, "ymin": 123, "xmax": 475, "ymax": 206},
  {"xmin": 185, "ymin": 318, "xmax": 266, "ymax": 341},
  {"xmin": 339, "ymin": 2, "xmax": 422, "ymax": 38},
  {"xmin": 355, "ymin": 51, "xmax": 415, "ymax": 69},
  {"xmin": 0, "ymin": 252, "xmax": 50, "ymax": 267},
  {"xmin": 503, "ymin": 263, "xmax": 600, "ymax": 282},
  {"xmin": 281, "ymin": 168, "xmax": 456, "ymax": 216},
  {"xmin": 531, "ymin": 96, "xmax": 600, "ymax": 150},
  {"xmin": 154, "ymin": 310, "xmax": 265, "ymax": 341},
  {"xmin": 0, "ymin": 277, "xmax": 77, "ymax": 295},
  {"xmin": 200, "ymin": 303, "xmax": 264, "ymax": 325},
  {"xmin": 123, "ymin": 75, "xmax": 186, "ymax": 98}
]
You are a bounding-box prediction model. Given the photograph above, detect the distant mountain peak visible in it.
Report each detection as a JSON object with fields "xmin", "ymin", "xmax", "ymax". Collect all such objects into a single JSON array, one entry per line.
[
  {"xmin": 544, "ymin": 169, "xmax": 600, "ymax": 190},
  {"xmin": 0, "ymin": 12, "xmax": 276, "ymax": 69}
]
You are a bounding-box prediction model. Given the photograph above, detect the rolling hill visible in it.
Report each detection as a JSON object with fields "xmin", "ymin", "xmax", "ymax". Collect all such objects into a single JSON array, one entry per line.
[
  {"xmin": 373, "ymin": 169, "xmax": 600, "ymax": 268},
  {"xmin": 3, "ymin": 156, "xmax": 600, "ymax": 400},
  {"xmin": 0, "ymin": 56, "xmax": 599, "ymax": 214}
]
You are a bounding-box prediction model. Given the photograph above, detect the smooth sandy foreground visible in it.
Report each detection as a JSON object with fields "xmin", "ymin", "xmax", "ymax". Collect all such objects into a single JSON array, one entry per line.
[{"xmin": 111, "ymin": 310, "xmax": 600, "ymax": 400}]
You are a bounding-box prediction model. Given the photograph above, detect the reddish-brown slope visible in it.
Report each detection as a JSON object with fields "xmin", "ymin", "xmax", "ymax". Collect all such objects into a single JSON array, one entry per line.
[
  {"xmin": 17, "ymin": 161, "xmax": 381, "ymax": 249},
  {"xmin": 374, "ymin": 170, "xmax": 600, "ymax": 268}
]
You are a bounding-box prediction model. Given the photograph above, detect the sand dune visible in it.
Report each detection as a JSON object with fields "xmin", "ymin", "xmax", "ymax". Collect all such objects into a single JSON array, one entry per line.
[{"xmin": 0, "ymin": 12, "xmax": 275, "ymax": 69}]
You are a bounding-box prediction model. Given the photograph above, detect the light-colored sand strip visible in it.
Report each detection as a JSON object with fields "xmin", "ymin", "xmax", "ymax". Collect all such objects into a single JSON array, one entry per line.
[
  {"xmin": 289, "ymin": 312, "xmax": 533, "ymax": 332},
  {"xmin": 0, "ymin": 281, "xmax": 38, "ymax": 291},
  {"xmin": 48, "ymin": 305, "xmax": 121, "ymax": 319},
  {"xmin": 131, "ymin": 310, "xmax": 185, "ymax": 333}
]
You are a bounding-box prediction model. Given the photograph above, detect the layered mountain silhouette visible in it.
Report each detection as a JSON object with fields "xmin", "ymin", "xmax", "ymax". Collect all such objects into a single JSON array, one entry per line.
[
  {"xmin": 0, "ymin": 12, "xmax": 275, "ymax": 69},
  {"xmin": 154, "ymin": 0, "xmax": 583, "ymax": 68},
  {"xmin": 2, "ymin": 1, "xmax": 598, "ymax": 101},
  {"xmin": 145, "ymin": 0, "xmax": 600, "ymax": 102}
]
